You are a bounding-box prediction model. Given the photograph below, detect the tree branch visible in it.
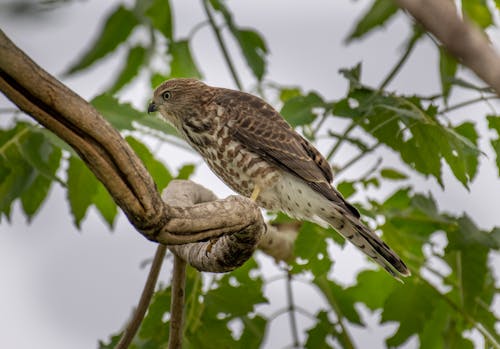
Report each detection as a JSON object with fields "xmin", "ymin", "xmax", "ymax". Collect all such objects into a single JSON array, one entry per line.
[
  {"xmin": 115, "ymin": 244, "xmax": 167, "ymax": 349},
  {"xmin": 395, "ymin": 0, "xmax": 500, "ymax": 96},
  {"xmin": 0, "ymin": 29, "xmax": 266, "ymax": 249}
]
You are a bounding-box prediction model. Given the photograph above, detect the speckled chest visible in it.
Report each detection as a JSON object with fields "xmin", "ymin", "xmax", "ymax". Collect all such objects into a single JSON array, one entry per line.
[{"xmin": 180, "ymin": 107, "xmax": 282, "ymax": 199}]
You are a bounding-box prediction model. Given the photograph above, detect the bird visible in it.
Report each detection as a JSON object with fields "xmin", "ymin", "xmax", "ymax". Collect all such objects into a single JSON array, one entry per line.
[{"xmin": 148, "ymin": 78, "xmax": 410, "ymax": 280}]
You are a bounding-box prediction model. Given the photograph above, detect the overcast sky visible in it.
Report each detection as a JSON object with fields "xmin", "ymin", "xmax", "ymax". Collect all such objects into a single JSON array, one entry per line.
[{"xmin": 0, "ymin": 0, "xmax": 499, "ymax": 348}]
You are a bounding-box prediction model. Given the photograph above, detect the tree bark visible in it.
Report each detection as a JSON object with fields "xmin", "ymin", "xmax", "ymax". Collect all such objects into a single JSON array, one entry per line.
[{"xmin": 395, "ymin": 0, "xmax": 500, "ymax": 96}]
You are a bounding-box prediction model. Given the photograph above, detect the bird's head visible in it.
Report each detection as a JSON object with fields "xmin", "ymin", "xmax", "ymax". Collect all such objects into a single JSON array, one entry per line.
[{"xmin": 148, "ymin": 78, "xmax": 211, "ymax": 129}]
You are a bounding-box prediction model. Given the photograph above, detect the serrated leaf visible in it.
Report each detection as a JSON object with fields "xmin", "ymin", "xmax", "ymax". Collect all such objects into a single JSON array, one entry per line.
[
  {"xmin": 338, "ymin": 63, "xmax": 363, "ymax": 91},
  {"xmin": 439, "ymin": 48, "xmax": 458, "ymax": 100},
  {"xmin": 382, "ymin": 282, "xmax": 439, "ymax": 347},
  {"xmin": 0, "ymin": 124, "xmax": 38, "ymax": 215},
  {"xmin": 346, "ymin": 0, "xmax": 399, "ymax": 42},
  {"xmin": 126, "ymin": 136, "xmax": 172, "ymax": 191},
  {"xmin": 280, "ymin": 92, "xmax": 324, "ymax": 127},
  {"xmin": 487, "ymin": 115, "xmax": 500, "ymax": 176},
  {"xmin": 342, "ymin": 90, "xmax": 480, "ymax": 187},
  {"xmin": 20, "ymin": 144, "xmax": 61, "ymax": 220},
  {"xmin": 314, "ymin": 275, "xmax": 362, "ymax": 325},
  {"xmin": 439, "ymin": 122, "xmax": 480, "ymax": 188},
  {"xmin": 145, "ymin": 0, "xmax": 173, "ymax": 39},
  {"xmin": 305, "ymin": 311, "xmax": 335, "ymax": 349},
  {"xmin": 109, "ymin": 45, "xmax": 147, "ymax": 93},
  {"xmin": 66, "ymin": 156, "xmax": 99, "ymax": 228},
  {"xmin": 93, "ymin": 182, "xmax": 118, "ymax": 229},
  {"xmin": 346, "ymin": 269, "xmax": 397, "ymax": 310},
  {"xmin": 169, "ymin": 40, "xmax": 202, "ymax": 79},
  {"xmin": 293, "ymin": 222, "xmax": 333, "ymax": 275},
  {"xmin": 91, "ymin": 93, "xmax": 143, "ymax": 130},
  {"xmin": 238, "ymin": 315, "xmax": 267, "ymax": 348},
  {"xmin": 380, "ymin": 167, "xmax": 408, "ymax": 180},
  {"xmin": 66, "ymin": 5, "xmax": 138, "ymax": 74},
  {"xmin": 204, "ymin": 259, "xmax": 267, "ymax": 317},
  {"xmin": 234, "ymin": 29, "xmax": 268, "ymax": 80}
]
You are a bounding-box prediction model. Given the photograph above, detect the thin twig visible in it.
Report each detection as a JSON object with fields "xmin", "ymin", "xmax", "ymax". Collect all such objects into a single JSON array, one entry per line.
[
  {"xmin": 286, "ymin": 272, "xmax": 300, "ymax": 348},
  {"xmin": 378, "ymin": 28, "xmax": 420, "ymax": 91},
  {"xmin": 167, "ymin": 255, "xmax": 187, "ymax": 349},
  {"xmin": 335, "ymin": 142, "xmax": 382, "ymax": 177},
  {"xmin": 201, "ymin": 0, "xmax": 243, "ymax": 90},
  {"xmin": 116, "ymin": 244, "xmax": 167, "ymax": 349},
  {"xmin": 413, "ymin": 269, "xmax": 500, "ymax": 349},
  {"xmin": 326, "ymin": 122, "xmax": 357, "ymax": 161},
  {"xmin": 439, "ymin": 95, "xmax": 499, "ymax": 114}
]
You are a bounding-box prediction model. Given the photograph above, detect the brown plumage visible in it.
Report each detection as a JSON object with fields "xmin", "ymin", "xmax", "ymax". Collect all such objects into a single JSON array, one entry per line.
[{"xmin": 148, "ymin": 78, "xmax": 410, "ymax": 280}]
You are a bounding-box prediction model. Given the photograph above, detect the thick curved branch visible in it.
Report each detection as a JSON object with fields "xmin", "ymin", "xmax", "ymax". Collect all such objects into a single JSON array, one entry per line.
[
  {"xmin": 395, "ymin": 0, "xmax": 500, "ymax": 96},
  {"xmin": 0, "ymin": 29, "xmax": 267, "ymax": 248}
]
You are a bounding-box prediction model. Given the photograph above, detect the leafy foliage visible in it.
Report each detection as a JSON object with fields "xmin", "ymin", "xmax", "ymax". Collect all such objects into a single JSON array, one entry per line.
[{"xmin": 2, "ymin": 0, "xmax": 500, "ymax": 349}]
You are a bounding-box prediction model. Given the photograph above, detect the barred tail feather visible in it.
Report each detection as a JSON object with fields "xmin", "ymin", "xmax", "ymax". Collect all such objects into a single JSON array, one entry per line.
[{"xmin": 324, "ymin": 211, "xmax": 410, "ymax": 281}]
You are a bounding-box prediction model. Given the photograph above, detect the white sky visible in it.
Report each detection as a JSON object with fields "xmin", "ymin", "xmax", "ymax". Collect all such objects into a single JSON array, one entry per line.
[{"xmin": 0, "ymin": 0, "xmax": 499, "ymax": 348}]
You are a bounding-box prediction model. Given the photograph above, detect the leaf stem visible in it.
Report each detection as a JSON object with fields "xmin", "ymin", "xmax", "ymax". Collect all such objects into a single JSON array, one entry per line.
[
  {"xmin": 326, "ymin": 122, "xmax": 357, "ymax": 161},
  {"xmin": 378, "ymin": 28, "xmax": 420, "ymax": 91},
  {"xmin": 439, "ymin": 95, "xmax": 499, "ymax": 114},
  {"xmin": 201, "ymin": 0, "xmax": 243, "ymax": 90},
  {"xmin": 115, "ymin": 244, "xmax": 167, "ymax": 349},
  {"xmin": 413, "ymin": 269, "xmax": 500, "ymax": 349},
  {"xmin": 286, "ymin": 272, "xmax": 300, "ymax": 348},
  {"xmin": 335, "ymin": 142, "xmax": 382, "ymax": 177}
]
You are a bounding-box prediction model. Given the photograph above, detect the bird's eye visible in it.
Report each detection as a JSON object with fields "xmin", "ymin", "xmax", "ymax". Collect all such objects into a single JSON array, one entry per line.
[{"xmin": 162, "ymin": 91, "xmax": 172, "ymax": 100}]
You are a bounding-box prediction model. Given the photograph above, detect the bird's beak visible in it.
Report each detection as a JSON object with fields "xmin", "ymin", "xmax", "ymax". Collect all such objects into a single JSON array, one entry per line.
[{"xmin": 148, "ymin": 101, "xmax": 158, "ymax": 113}]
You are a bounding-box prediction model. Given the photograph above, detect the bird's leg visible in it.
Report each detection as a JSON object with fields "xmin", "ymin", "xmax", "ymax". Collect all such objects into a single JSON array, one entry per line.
[{"xmin": 250, "ymin": 185, "xmax": 261, "ymax": 202}]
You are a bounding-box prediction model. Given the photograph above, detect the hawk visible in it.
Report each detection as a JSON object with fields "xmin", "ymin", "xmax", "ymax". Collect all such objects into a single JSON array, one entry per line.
[{"xmin": 148, "ymin": 78, "xmax": 410, "ymax": 279}]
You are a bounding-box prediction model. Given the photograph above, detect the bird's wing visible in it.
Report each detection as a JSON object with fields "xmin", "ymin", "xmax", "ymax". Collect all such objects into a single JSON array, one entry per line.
[{"xmin": 213, "ymin": 89, "xmax": 359, "ymax": 218}]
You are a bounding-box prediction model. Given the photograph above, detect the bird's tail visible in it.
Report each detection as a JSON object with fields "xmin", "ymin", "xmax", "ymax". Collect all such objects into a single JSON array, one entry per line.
[{"xmin": 323, "ymin": 210, "xmax": 410, "ymax": 281}]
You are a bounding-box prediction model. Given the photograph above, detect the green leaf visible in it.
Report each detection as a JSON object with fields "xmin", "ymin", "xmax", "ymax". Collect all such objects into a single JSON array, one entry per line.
[
  {"xmin": 346, "ymin": 0, "xmax": 399, "ymax": 42},
  {"xmin": 487, "ymin": 115, "xmax": 500, "ymax": 176},
  {"xmin": 66, "ymin": 156, "xmax": 99, "ymax": 228},
  {"xmin": 280, "ymin": 92, "xmax": 324, "ymax": 127},
  {"xmin": 462, "ymin": 0, "xmax": 493, "ymax": 28},
  {"xmin": 20, "ymin": 142, "xmax": 62, "ymax": 220},
  {"xmin": 305, "ymin": 311, "xmax": 335, "ymax": 349},
  {"xmin": 66, "ymin": 5, "xmax": 138, "ymax": 74},
  {"xmin": 382, "ymin": 282, "xmax": 439, "ymax": 347},
  {"xmin": 314, "ymin": 275, "xmax": 362, "ymax": 325},
  {"xmin": 338, "ymin": 63, "xmax": 363, "ymax": 91},
  {"xmin": 204, "ymin": 259, "xmax": 267, "ymax": 317},
  {"xmin": 339, "ymin": 89, "xmax": 480, "ymax": 187},
  {"xmin": 145, "ymin": 0, "xmax": 173, "ymax": 39},
  {"xmin": 137, "ymin": 113, "xmax": 180, "ymax": 137},
  {"xmin": 336, "ymin": 180, "xmax": 356, "ymax": 199},
  {"xmin": 292, "ymin": 222, "xmax": 333, "ymax": 276},
  {"xmin": 93, "ymin": 182, "xmax": 118, "ymax": 229},
  {"xmin": 108, "ymin": 45, "xmax": 147, "ymax": 93},
  {"xmin": 439, "ymin": 122, "xmax": 480, "ymax": 188},
  {"xmin": 346, "ymin": 269, "xmax": 397, "ymax": 310},
  {"xmin": 169, "ymin": 40, "xmax": 202, "ymax": 79},
  {"xmin": 234, "ymin": 29, "xmax": 268, "ymax": 80},
  {"xmin": 126, "ymin": 136, "xmax": 172, "ymax": 191},
  {"xmin": 91, "ymin": 93, "xmax": 143, "ymax": 130},
  {"xmin": 279, "ymin": 87, "xmax": 301, "ymax": 103},
  {"xmin": 176, "ymin": 164, "xmax": 195, "ymax": 179},
  {"xmin": 380, "ymin": 167, "xmax": 408, "ymax": 180},
  {"xmin": 238, "ymin": 315, "xmax": 267, "ymax": 348},
  {"xmin": 439, "ymin": 47, "xmax": 458, "ymax": 100},
  {"xmin": 0, "ymin": 124, "xmax": 38, "ymax": 215}
]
